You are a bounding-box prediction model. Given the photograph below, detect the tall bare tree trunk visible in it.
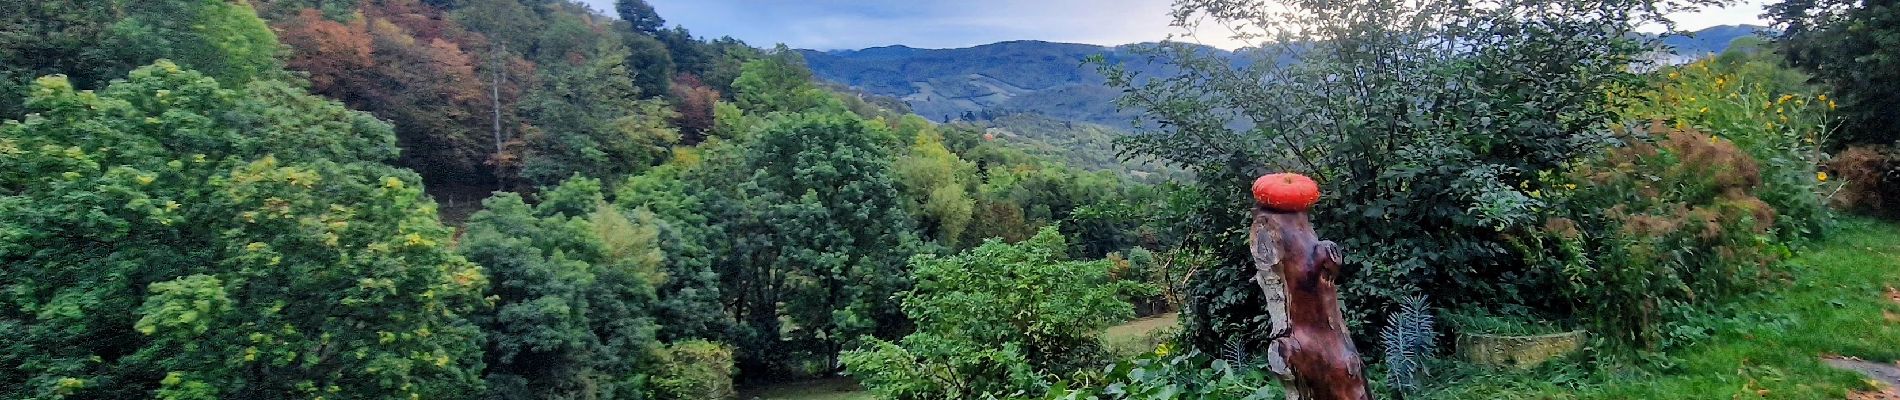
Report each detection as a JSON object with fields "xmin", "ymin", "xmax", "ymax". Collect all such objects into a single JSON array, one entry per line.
[
  {"xmin": 491, "ymin": 44, "xmax": 506, "ymax": 191},
  {"xmin": 1250, "ymin": 205, "xmax": 1370, "ymax": 400}
]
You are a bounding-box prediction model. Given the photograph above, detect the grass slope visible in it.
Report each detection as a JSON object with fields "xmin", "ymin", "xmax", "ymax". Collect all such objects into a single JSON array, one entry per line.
[{"xmin": 1427, "ymin": 217, "xmax": 1900, "ymax": 399}]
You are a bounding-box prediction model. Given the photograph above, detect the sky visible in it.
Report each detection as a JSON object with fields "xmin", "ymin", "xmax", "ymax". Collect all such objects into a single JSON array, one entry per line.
[{"xmin": 574, "ymin": 0, "xmax": 1775, "ymax": 50}]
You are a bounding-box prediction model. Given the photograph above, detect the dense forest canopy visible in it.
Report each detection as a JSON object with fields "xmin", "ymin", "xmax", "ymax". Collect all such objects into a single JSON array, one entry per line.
[{"xmin": 3, "ymin": 0, "xmax": 1896, "ymax": 398}]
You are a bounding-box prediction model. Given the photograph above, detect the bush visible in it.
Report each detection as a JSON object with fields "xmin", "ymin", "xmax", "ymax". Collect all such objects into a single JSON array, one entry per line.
[
  {"xmin": 1616, "ymin": 55, "xmax": 1833, "ymax": 239},
  {"xmin": 1830, "ymin": 145, "xmax": 1900, "ymax": 217},
  {"xmin": 841, "ymin": 227, "xmax": 1150, "ymax": 399},
  {"xmin": 652, "ymin": 341, "xmax": 736, "ymax": 400},
  {"xmin": 1516, "ymin": 125, "xmax": 1785, "ymax": 348}
]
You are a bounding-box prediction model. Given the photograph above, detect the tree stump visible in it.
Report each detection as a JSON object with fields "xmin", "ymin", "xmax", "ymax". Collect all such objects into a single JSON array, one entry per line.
[{"xmin": 1250, "ymin": 205, "xmax": 1370, "ymax": 400}]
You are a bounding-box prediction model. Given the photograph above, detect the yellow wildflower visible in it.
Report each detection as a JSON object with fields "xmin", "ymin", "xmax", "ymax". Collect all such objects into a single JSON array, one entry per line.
[
  {"xmin": 1818, "ymin": 171, "xmax": 1829, "ymax": 182},
  {"xmin": 1818, "ymin": 94, "xmax": 1828, "ymax": 101},
  {"xmin": 1155, "ymin": 342, "xmax": 1173, "ymax": 357},
  {"xmin": 382, "ymin": 177, "xmax": 403, "ymax": 189},
  {"xmin": 1698, "ymin": 107, "xmax": 1709, "ymax": 114},
  {"xmin": 1829, "ymin": 100, "xmax": 1837, "ymax": 110}
]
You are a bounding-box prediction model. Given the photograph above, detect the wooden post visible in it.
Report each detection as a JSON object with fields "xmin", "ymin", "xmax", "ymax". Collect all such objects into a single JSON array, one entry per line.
[{"xmin": 1250, "ymin": 204, "xmax": 1370, "ymax": 400}]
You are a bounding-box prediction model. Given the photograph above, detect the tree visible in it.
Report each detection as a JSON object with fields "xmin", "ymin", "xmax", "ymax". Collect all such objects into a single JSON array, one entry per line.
[
  {"xmin": 460, "ymin": 177, "xmax": 664, "ymax": 399},
  {"xmin": 616, "ymin": 0, "xmax": 666, "ymax": 35},
  {"xmin": 892, "ymin": 116, "xmax": 978, "ymax": 247},
  {"xmin": 1101, "ymin": 0, "xmax": 1679, "ymax": 352},
  {"xmin": 0, "ymin": 0, "xmax": 283, "ymax": 118},
  {"xmin": 519, "ymin": 40, "xmax": 679, "ymax": 187},
  {"xmin": 842, "ymin": 228, "xmax": 1145, "ymax": 399},
  {"xmin": 731, "ymin": 46, "xmax": 842, "ymax": 114},
  {"xmin": 1768, "ymin": 0, "xmax": 1900, "ymax": 145},
  {"xmin": 0, "ymin": 62, "xmax": 486, "ymax": 399},
  {"xmin": 668, "ymin": 111, "xmax": 921, "ymax": 374},
  {"xmin": 625, "ymin": 33, "xmax": 676, "ymax": 98},
  {"xmin": 615, "ymin": 163, "xmax": 731, "ymax": 343},
  {"xmin": 670, "ymin": 74, "xmax": 722, "ymax": 144},
  {"xmin": 275, "ymin": 2, "xmax": 518, "ymax": 186}
]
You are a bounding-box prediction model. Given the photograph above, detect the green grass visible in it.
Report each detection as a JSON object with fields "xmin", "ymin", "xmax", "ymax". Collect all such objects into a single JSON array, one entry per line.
[
  {"xmin": 740, "ymin": 378, "xmax": 874, "ymax": 400},
  {"xmin": 1423, "ymin": 217, "xmax": 1900, "ymax": 399},
  {"xmin": 1104, "ymin": 312, "xmax": 1179, "ymax": 356}
]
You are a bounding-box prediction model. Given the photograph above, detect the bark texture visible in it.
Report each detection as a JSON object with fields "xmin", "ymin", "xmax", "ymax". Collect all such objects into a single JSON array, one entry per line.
[{"xmin": 1250, "ymin": 205, "xmax": 1370, "ymax": 400}]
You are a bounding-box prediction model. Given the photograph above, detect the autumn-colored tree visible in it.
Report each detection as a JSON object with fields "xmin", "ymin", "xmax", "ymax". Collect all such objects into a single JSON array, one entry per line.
[
  {"xmin": 670, "ymin": 74, "xmax": 721, "ymax": 144},
  {"xmin": 275, "ymin": 1, "xmax": 529, "ymax": 186}
]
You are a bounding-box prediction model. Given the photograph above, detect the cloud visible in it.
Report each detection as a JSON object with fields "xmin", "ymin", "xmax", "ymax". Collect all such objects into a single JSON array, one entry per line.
[{"xmin": 576, "ymin": 0, "xmax": 1773, "ymax": 50}]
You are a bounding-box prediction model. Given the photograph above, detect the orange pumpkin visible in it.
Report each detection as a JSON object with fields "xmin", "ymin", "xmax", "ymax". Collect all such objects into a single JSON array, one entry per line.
[{"xmin": 1252, "ymin": 173, "xmax": 1319, "ymax": 212}]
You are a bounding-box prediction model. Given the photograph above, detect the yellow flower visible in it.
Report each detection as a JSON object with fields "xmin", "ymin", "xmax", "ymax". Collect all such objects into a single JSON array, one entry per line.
[
  {"xmin": 1818, "ymin": 171, "xmax": 1828, "ymax": 182},
  {"xmin": 1818, "ymin": 94, "xmax": 1828, "ymax": 101},
  {"xmin": 1154, "ymin": 342, "xmax": 1173, "ymax": 357},
  {"xmin": 1828, "ymin": 100, "xmax": 1837, "ymax": 110},
  {"xmin": 382, "ymin": 177, "xmax": 404, "ymax": 189},
  {"xmin": 1698, "ymin": 107, "xmax": 1709, "ymax": 114}
]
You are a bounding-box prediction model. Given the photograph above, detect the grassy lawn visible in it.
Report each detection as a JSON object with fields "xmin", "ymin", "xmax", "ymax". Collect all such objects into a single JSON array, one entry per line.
[{"xmin": 1425, "ymin": 217, "xmax": 1900, "ymax": 399}]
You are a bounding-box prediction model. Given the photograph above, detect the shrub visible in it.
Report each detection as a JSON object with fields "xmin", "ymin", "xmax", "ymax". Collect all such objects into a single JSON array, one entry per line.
[
  {"xmin": 1516, "ymin": 125, "xmax": 1785, "ymax": 348},
  {"xmin": 841, "ymin": 227, "xmax": 1149, "ymax": 399},
  {"xmin": 1616, "ymin": 56, "xmax": 1833, "ymax": 239},
  {"xmin": 652, "ymin": 341, "xmax": 736, "ymax": 400},
  {"xmin": 1829, "ymin": 145, "xmax": 1900, "ymax": 217}
]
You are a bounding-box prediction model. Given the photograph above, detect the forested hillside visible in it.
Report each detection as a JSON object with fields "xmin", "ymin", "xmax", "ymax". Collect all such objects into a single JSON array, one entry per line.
[
  {"xmin": 5, "ymin": 0, "xmax": 1896, "ymax": 398},
  {"xmin": 0, "ymin": 0, "xmax": 1176, "ymax": 398},
  {"xmin": 799, "ymin": 25, "xmax": 1768, "ymax": 129}
]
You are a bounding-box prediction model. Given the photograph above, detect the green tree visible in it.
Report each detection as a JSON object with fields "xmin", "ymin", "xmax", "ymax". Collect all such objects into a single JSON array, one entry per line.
[
  {"xmin": 655, "ymin": 110, "xmax": 923, "ymax": 374},
  {"xmin": 1101, "ymin": 0, "xmax": 1676, "ymax": 351},
  {"xmin": 0, "ymin": 0, "xmax": 283, "ymax": 118},
  {"xmin": 625, "ymin": 33, "xmax": 677, "ymax": 99},
  {"xmin": 520, "ymin": 40, "xmax": 680, "ymax": 187},
  {"xmin": 842, "ymin": 228, "xmax": 1145, "ymax": 399},
  {"xmin": 731, "ymin": 46, "xmax": 843, "ymax": 114},
  {"xmin": 892, "ymin": 116, "xmax": 978, "ymax": 247},
  {"xmin": 1769, "ymin": 0, "xmax": 1900, "ymax": 145},
  {"xmin": 0, "ymin": 62, "xmax": 485, "ymax": 399},
  {"xmin": 615, "ymin": 166, "xmax": 732, "ymax": 343},
  {"xmin": 615, "ymin": 0, "xmax": 667, "ymax": 35},
  {"xmin": 460, "ymin": 177, "xmax": 664, "ymax": 399}
]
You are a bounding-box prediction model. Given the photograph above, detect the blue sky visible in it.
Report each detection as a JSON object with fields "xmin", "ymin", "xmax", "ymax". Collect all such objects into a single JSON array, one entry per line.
[{"xmin": 574, "ymin": 0, "xmax": 1775, "ymax": 50}]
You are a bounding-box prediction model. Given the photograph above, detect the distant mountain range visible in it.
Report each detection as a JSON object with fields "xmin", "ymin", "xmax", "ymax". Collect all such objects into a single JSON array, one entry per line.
[{"xmin": 800, "ymin": 25, "xmax": 1769, "ymax": 128}]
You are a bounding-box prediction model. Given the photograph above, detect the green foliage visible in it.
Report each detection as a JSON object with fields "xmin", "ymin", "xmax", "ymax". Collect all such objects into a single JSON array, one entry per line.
[
  {"xmin": 521, "ymin": 39, "xmax": 680, "ymax": 187},
  {"xmin": 460, "ymin": 176, "xmax": 664, "ymax": 399},
  {"xmin": 651, "ymin": 340, "xmax": 737, "ymax": 400},
  {"xmin": 1414, "ymin": 218, "xmax": 1900, "ymax": 400},
  {"xmin": 0, "ymin": 62, "xmax": 485, "ymax": 398},
  {"xmin": 736, "ymin": 112, "xmax": 919, "ymax": 366},
  {"xmin": 1617, "ymin": 56, "xmax": 1834, "ymax": 239},
  {"xmin": 1768, "ymin": 0, "xmax": 1900, "ymax": 146},
  {"xmin": 842, "ymin": 228, "xmax": 1148, "ymax": 399},
  {"xmin": 733, "ymin": 47, "xmax": 845, "ymax": 115},
  {"xmin": 614, "ymin": 164, "xmax": 731, "ymax": 342},
  {"xmin": 1381, "ymin": 295, "xmax": 1437, "ymax": 397},
  {"xmin": 1516, "ymin": 127, "xmax": 1786, "ymax": 348},
  {"xmin": 892, "ymin": 116, "xmax": 979, "ymax": 247},
  {"xmin": 1100, "ymin": 0, "xmax": 1672, "ymax": 352},
  {"xmin": 0, "ymin": 0, "xmax": 284, "ymax": 118},
  {"xmin": 616, "ymin": 0, "xmax": 667, "ymax": 35},
  {"xmin": 1043, "ymin": 350, "xmax": 1281, "ymax": 400}
]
